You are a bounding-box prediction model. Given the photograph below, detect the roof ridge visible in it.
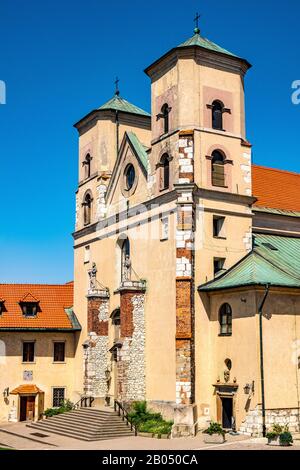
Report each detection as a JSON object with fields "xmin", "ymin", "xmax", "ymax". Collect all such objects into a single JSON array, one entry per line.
[{"xmin": 0, "ymin": 283, "xmax": 73, "ymax": 286}]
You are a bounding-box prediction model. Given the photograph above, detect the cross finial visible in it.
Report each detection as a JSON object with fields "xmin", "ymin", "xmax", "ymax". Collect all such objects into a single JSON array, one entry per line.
[
  {"xmin": 114, "ymin": 77, "xmax": 120, "ymax": 96},
  {"xmin": 193, "ymin": 12, "xmax": 201, "ymax": 34}
]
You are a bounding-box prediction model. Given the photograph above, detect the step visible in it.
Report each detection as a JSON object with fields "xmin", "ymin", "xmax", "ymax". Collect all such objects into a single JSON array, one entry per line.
[
  {"xmin": 27, "ymin": 424, "xmax": 135, "ymax": 441},
  {"xmin": 46, "ymin": 413, "xmax": 120, "ymax": 425},
  {"xmin": 28, "ymin": 420, "xmax": 134, "ymax": 435},
  {"xmin": 31, "ymin": 421, "xmax": 133, "ymax": 435},
  {"xmin": 29, "ymin": 424, "xmax": 134, "ymax": 439}
]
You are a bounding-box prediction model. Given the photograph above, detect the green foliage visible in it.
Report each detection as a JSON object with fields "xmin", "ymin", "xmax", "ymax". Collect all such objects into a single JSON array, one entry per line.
[
  {"xmin": 44, "ymin": 399, "xmax": 74, "ymax": 418},
  {"xmin": 128, "ymin": 401, "xmax": 173, "ymax": 436},
  {"xmin": 266, "ymin": 425, "xmax": 293, "ymax": 446},
  {"xmin": 279, "ymin": 432, "xmax": 293, "ymax": 445},
  {"xmin": 203, "ymin": 422, "xmax": 225, "ymax": 437}
]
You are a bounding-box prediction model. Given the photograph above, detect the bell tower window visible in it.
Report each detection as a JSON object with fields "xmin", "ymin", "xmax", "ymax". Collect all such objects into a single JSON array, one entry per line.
[
  {"xmin": 159, "ymin": 154, "xmax": 170, "ymax": 190},
  {"xmin": 211, "ymin": 151, "xmax": 226, "ymax": 187},
  {"xmin": 212, "ymin": 100, "xmax": 224, "ymax": 130},
  {"xmin": 82, "ymin": 153, "xmax": 92, "ymax": 179},
  {"xmin": 82, "ymin": 192, "xmax": 93, "ymax": 225},
  {"xmin": 161, "ymin": 103, "xmax": 170, "ymax": 134}
]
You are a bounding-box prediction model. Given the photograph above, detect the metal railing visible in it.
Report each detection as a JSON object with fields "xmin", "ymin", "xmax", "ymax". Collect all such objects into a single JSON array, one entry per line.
[
  {"xmin": 114, "ymin": 400, "xmax": 137, "ymax": 436},
  {"xmin": 73, "ymin": 396, "xmax": 95, "ymax": 410}
]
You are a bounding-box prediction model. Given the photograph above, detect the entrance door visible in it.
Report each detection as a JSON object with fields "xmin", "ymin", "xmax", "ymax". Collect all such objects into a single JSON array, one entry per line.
[
  {"xmin": 20, "ymin": 396, "xmax": 35, "ymax": 421},
  {"xmin": 221, "ymin": 397, "xmax": 233, "ymax": 429}
]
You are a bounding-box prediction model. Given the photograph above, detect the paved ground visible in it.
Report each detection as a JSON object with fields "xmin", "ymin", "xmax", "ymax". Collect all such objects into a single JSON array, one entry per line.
[{"xmin": 0, "ymin": 422, "xmax": 300, "ymax": 450}]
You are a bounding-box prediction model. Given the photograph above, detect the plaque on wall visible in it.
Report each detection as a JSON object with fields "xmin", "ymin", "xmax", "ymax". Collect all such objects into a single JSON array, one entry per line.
[{"xmin": 23, "ymin": 370, "xmax": 33, "ymax": 381}]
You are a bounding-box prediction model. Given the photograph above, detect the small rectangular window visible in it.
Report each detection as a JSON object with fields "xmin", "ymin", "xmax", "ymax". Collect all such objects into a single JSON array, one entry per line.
[
  {"xmin": 84, "ymin": 245, "xmax": 90, "ymax": 263},
  {"xmin": 160, "ymin": 216, "xmax": 169, "ymax": 241},
  {"xmin": 23, "ymin": 342, "xmax": 35, "ymax": 362},
  {"xmin": 52, "ymin": 387, "xmax": 65, "ymax": 407},
  {"xmin": 53, "ymin": 342, "xmax": 65, "ymax": 362},
  {"xmin": 214, "ymin": 257, "xmax": 225, "ymax": 277},
  {"xmin": 213, "ymin": 216, "xmax": 225, "ymax": 238}
]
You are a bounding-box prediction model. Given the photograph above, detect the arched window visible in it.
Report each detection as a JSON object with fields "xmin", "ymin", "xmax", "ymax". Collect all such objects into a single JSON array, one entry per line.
[
  {"xmin": 83, "ymin": 153, "xmax": 92, "ymax": 179},
  {"xmin": 212, "ymin": 101, "xmax": 224, "ymax": 130},
  {"xmin": 211, "ymin": 150, "xmax": 225, "ymax": 187},
  {"xmin": 160, "ymin": 154, "xmax": 170, "ymax": 190},
  {"xmin": 219, "ymin": 303, "xmax": 232, "ymax": 336},
  {"xmin": 121, "ymin": 237, "xmax": 130, "ymax": 280},
  {"xmin": 111, "ymin": 308, "xmax": 121, "ymax": 341},
  {"xmin": 83, "ymin": 192, "xmax": 92, "ymax": 225},
  {"xmin": 161, "ymin": 103, "xmax": 170, "ymax": 134}
]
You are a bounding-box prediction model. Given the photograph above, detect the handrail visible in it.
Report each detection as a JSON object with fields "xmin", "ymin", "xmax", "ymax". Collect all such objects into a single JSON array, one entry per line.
[
  {"xmin": 114, "ymin": 399, "xmax": 137, "ymax": 436},
  {"xmin": 73, "ymin": 396, "xmax": 95, "ymax": 410}
]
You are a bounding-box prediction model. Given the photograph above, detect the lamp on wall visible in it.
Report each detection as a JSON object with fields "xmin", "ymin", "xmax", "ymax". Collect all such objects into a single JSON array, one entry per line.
[
  {"xmin": 243, "ymin": 383, "xmax": 251, "ymax": 394},
  {"xmin": 3, "ymin": 387, "xmax": 9, "ymax": 398}
]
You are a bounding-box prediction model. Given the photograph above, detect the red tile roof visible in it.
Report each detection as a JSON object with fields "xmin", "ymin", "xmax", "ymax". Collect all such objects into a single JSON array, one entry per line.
[
  {"xmin": 253, "ymin": 165, "xmax": 300, "ymax": 212},
  {"xmin": 0, "ymin": 283, "xmax": 76, "ymax": 330},
  {"xmin": 11, "ymin": 384, "xmax": 43, "ymax": 395}
]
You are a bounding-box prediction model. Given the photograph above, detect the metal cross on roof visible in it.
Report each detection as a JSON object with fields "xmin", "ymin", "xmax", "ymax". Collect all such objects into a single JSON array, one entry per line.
[
  {"xmin": 115, "ymin": 77, "xmax": 120, "ymax": 96},
  {"xmin": 194, "ymin": 12, "xmax": 201, "ymax": 34}
]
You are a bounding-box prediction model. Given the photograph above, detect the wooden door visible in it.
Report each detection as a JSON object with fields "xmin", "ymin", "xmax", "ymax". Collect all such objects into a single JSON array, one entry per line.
[{"xmin": 26, "ymin": 396, "xmax": 35, "ymax": 421}]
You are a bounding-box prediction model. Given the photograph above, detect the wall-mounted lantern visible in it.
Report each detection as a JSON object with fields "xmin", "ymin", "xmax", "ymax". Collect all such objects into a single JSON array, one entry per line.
[{"xmin": 244, "ymin": 383, "xmax": 251, "ymax": 394}]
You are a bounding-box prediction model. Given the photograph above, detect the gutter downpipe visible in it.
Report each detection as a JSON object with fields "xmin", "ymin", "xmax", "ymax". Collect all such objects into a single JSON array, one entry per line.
[{"xmin": 258, "ymin": 283, "xmax": 270, "ymax": 437}]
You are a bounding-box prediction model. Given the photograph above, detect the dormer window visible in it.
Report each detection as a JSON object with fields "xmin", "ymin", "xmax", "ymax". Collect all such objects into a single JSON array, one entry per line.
[
  {"xmin": 0, "ymin": 300, "xmax": 5, "ymax": 315},
  {"xmin": 19, "ymin": 293, "xmax": 39, "ymax": 317},
  {"xmin": 20, "ymin": 302, "xmax": 38, "ymax": 317},
  {"xmin": 82, "ymin": 153, "xmax": 92, "ymax": 179}
]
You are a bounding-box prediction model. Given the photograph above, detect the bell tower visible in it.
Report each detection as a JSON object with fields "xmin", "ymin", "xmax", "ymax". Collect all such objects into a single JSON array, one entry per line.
[{"xmin": 144, "ymin": 19, "xmax": 253, "ymax": 425}]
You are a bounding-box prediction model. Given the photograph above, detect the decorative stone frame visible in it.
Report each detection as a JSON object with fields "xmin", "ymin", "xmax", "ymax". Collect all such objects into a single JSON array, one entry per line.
[{"xmin": 207, "ymin": 100, "xmax": 231, "ymax": 132}]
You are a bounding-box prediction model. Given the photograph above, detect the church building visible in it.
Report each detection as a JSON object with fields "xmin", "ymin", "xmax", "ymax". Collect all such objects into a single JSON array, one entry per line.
[
  {"xmin": 71, "ymin": 22, "xmax": 300, "ymax": 436},
  {"xmin": 1, "ymin": 22, "xmax": 300, "ymax": 437}
]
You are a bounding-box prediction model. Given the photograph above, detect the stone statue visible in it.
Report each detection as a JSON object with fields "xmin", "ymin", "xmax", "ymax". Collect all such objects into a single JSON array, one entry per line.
[
  {"xmin": 224, "ymin": 370, "xmax": 230, "ymax": 383},
  {"xmin": 123, "ymin": 255, "xmax": 132, "ymax": 281},
  {"xmin": 88, "ymin": 263, "xmax": 97, "ymax": 290}
]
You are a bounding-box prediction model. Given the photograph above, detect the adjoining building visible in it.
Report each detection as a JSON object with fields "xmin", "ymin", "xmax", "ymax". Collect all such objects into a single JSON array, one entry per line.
[{"xmin": 0, "ymin": 282, "xmax": 81, "ymax": 422}]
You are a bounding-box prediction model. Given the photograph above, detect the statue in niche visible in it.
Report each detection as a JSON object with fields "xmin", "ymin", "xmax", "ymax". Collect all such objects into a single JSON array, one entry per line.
[
  {"xmin": 88, "ymin": 263, "xmax": 97, "ymax": 290},
  {"xmin": 224, "ymin": 370, "xmax": 230, "ymax": 383},
  {"xmin": 123, "ymin": 255, "xmax": 132, "ymax": 281}
]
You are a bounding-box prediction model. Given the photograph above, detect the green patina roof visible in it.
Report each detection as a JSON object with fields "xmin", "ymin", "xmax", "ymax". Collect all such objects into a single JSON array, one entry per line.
[
  {"xmin": 126, "ymin": 131, "xmax": 148, "ymax": 172},
  {"xmin": 98, "ymin": 94, "xmax": 150, "ymax": 117},
  {"xmin": 199, "ymin": 234, "xmax": 300, "ymax": 292},
  {"xmin": 178, "ymin": 32, "xmax": 238, "ymax": 58}
]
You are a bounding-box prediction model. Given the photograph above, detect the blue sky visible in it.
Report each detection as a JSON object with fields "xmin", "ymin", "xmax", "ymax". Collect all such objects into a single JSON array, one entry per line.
[{"xmin": 0, "ymin": 0, "xmax": 299, "ymax": 283}]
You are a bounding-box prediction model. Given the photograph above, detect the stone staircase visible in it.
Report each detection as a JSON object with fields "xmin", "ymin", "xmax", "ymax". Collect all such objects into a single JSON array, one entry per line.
[{"xmin": 26, "ymin": 407, "xmax": 136, "ymax": 441}]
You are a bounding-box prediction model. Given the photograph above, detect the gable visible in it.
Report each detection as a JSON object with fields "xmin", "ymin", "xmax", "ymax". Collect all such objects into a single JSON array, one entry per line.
[{"xmin": 106, "ymin": 132, "xmax": 149, "ymax": 209}]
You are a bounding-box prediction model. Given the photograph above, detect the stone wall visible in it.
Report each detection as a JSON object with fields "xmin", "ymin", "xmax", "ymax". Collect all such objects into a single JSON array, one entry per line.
[
  {"xmin": 175, "ymin": 131, "xmax": 195, "ymax": 407},
  {"xmin": 118, "ymin": 291, "xmax": 146, "ymax": 402},
  {"xmin": 240, "ymin": 405, "xmax": 300, "ymax": 436},
  {"xmin": 84, "ymin": 293, "xmax": 110, "ymax": 399}
]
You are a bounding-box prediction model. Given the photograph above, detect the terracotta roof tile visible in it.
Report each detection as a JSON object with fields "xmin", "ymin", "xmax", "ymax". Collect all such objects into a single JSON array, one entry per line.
[
  {"xmin": 0, "ymin": 283, "xmax": 75, "ymax": 330},
  {"xmin": 253, "ymin": 165, "xmax": 300, "ymax": 212},
  {"xmin": 10, "ymin": 384, "xmax": 43, "ymax": 394}
]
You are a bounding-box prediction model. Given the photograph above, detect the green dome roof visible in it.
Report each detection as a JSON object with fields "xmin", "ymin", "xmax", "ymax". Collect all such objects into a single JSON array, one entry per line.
[{"xmin": 98, "ymin": 94, "xmax": 150, "ymax": 117}]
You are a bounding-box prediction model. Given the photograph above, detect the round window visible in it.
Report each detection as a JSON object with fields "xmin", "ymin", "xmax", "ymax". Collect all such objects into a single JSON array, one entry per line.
[{"xmin": 125, "ymin": 164, "xmax": 135, "ymax": 190}]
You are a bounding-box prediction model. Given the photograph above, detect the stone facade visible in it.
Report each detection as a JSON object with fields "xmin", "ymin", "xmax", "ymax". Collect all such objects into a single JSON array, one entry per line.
[
  {"xmin": 240, "ymin": 405, "xmax": 300, "ymax": 436},
  {"xmin": 84, "ymin": 291, "xmax": 110, "ymax": 399},
  {"xmin": 175, "ymin": 131, "xmax": 195, "ymax": 407},
  {"xmin": 118, "ymin": 288, "xmax": 146, "ymax": 402}
]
